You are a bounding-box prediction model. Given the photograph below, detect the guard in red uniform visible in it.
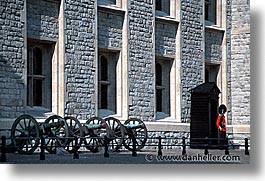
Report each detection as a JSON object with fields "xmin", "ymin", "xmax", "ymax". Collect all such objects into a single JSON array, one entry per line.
[{"xmin": 216, "ymin": 104, "xmax": 227, "ymax": 147}]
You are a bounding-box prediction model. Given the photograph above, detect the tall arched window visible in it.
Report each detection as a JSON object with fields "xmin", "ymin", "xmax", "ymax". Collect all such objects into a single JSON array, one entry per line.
[
  {"xmin": 27, "ymin": 41, "xmax": 53, "ymax": 110},
  {"xmin": 98, "ymin": 52, "xmax": 118, "ymax": 115},
  {"xmin": 155, "ymin": 60, "xmax": 171, "ymax": 118}
]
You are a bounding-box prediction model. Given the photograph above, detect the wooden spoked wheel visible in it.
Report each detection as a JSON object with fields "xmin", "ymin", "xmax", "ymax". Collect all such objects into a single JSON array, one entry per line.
[
  {"xmin": 84, "ymin": 117, "xmax": 107, "ymax": 153},
  {"xmin": 11, "ymin": 114, "xmax": 40, "ymax": 154},
  {"xmin": 43, "ymin": 115, "xmax": 69, "ymax": 154},
  {"xmin": 123, "ymin": 118, "xmax": 148, "ymax": 151},
  {"xmin": 104, "ymin": 117, "xmax": 124, "ymax": 151},
  {"xmin": 64, "ymin": 116, "xmax": 84, "ymax": 153}
]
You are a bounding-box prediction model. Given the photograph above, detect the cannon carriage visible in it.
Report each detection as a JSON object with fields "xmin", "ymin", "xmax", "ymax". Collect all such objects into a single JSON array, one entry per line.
[
  {"xmin": 64, "ymin": 116, "xmax": 148, "ymax": 153},
  {"xmin": 10, "ymin": 114, "xmax": 148, "ymax": 154},
  {"xmin": 11, "ymin": 114, "xmax": 69, "ymax": 154}
]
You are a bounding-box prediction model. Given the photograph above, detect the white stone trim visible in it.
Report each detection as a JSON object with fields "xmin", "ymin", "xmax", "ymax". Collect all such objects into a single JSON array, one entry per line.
[{"xmin": 56, "ymin": 1, "xmax": 65, "ymax": 117}]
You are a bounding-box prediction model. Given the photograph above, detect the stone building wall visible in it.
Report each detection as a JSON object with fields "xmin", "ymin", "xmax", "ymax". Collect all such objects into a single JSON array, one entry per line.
[
  {"xmin": 226, "ymin": 0, "xmax": 232, "ymax": 123},
  {"xmin": 98, "ymin": 11, "xmax": 123, "ymax": 49},
  {"xmin": 180, "ymin": 0, "xmax": 204, "ymax": 123},
  {"xmin": 0, "ymin": 0, "xmax": 25, "ymax": 118},
  {"xmin": 155, "ymin": 21, "xmax": 177, "ymax": 57},
  {"xmin": 64, "ymin": 0, "xmax": 97, "ymax": 119},
  {"xmin": 27, "ymin": 0, "xmax": 59, "ymax": 40},
  {"xmin": 230, "ymin": 0, "xmax": 250, "ymax": 125},
  {"xmin": 128, "ymin": 0, "xmax": 155, "ymax": 121}
]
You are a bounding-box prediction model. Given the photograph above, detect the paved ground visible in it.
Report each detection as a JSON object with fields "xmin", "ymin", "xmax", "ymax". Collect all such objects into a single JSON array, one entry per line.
[{"xmin": 1, "ymin": 148, "xmax": 249, "ymax": 164}]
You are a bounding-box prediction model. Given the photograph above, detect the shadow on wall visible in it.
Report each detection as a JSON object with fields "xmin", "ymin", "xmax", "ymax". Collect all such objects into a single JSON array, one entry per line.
[
  {"xmin": 0, "ymin": 55, "xmax": 54, "ymax": 119},
  {"xmin": 0, "ymin": 54, "xmax": 25, "ymax": 118}
]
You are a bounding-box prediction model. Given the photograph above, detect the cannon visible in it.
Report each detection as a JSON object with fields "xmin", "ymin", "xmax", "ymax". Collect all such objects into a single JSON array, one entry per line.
[
  {"xmin": 11, "ymin": 114, "xmax": 69, "ymax": 154},
  {"xmin": 64, "ymin": 117, "xmax": 119, "ymax": 153},
  {"xmin": 64, "ymin": 117, "xmax": 148, "ymax": 153},
  {"xmin": 10, "ymin": 114, "xmax": 148, "ymax": 154},
  {"xmin": 122, "ymin": 118, "xmax": 148, "ymax": 151}
]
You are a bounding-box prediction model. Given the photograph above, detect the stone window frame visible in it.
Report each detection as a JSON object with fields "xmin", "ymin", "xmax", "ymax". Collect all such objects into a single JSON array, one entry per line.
[
  {"xmin": 27, "ymin": 40, "xmax": 53, "ymax": 111},
  {"xmin": 98, "ymin": 51, "xmax": 119, "ymax": 117},
  {"xmin": 155, "ymin": 0, "xmax": 178, "ymax": 19}
]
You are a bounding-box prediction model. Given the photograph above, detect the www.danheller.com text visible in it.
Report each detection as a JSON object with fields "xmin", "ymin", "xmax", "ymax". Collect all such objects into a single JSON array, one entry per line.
[{"xmin": 145, "ymin": 154, "xmax": 241, "ymax": 163}]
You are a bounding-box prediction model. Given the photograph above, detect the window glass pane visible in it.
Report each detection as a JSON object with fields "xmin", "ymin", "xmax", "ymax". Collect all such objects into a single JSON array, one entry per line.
[
  {"xmin": 33, "ymin": 47, "xmax": 42, "ymax": 75},
  {"xmin": 27, "ymin": 48, "xmax": 32, "ymax": 75},
  {"xmin": 156, "ymin": 63, "xmax": 162, "ymax": 86},
  {"xmin": 205, "ymin": 69, "xmax": 209, "ymax": 83},
  {"xmin": 99, "ymin": 0, "xmax": 116, "ymax": 5},
  {"xmin": 205, "ymin": 1, "xmax": 209, "ymax": 20},
  {"xmin": 205, "ymin": 0, "xmax": 216, "ymax": 24},
  {"xmin": 155, "ymin": 60, "xmax": 171, "ymax": 115},
  {"xmin": 33, "ymin": 79, "xmax": 42, "ymax": 106},
  {"xmin": 100, "ymin": 84, "xmax": 108, "ymax": 109},
  {"xmin": 156, "ymin": 0, "xmax": 162, "ymax": 11},
  {"xmin": 100, "ymin": 56, "xmax": 108, "ymax": 81},
  {"xmin": 27, "ymin": 77, "xmax": 32, "ymax": 106},
  {"xmin": 164, "ymin": 0, "xmax": 170, "ymax": 15},
  {"xmin": 211, "ymin": 0, "xmax": 216, "ymax": 24},
  {"xmin": 156, "ymin": 89, "xmax": 162, "ymax": 112}
]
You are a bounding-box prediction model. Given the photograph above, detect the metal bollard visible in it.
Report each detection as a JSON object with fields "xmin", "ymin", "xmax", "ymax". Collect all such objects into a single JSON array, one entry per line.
[
  {"xmin": 73, "ymin": 137, "xmax": 79, "ymax": 159},
  {"xmin": 158, "ymin": 136, "xmax": 162, "ymax": 156},
  {"xmin": 40, "ymin": 137, "xmax": 45, "ymax": 160},
  {"xmin": 245, "ymin": 138, "xmax": 249, "ymax": 155},
  {"xmin": 132, "ymin": 136, "xmax": 137, "ymax": 157},
  {"xmin": 225, "ymin": 137, "xmax": 229, "ymax": 155},
  {"xmin": 204, "ymin": 137, "xmax": 209, "ymax": 155},
  {"xmin": 104, "ymin": 136, "xmax": 109, "ymax": 158},
  {"xmin": 1, "ymin": 136, "xmax": 7, "ymax": 162},
  {"xmin": 182, "ymin": 137, "xmax": 186, "ymax": 155}
]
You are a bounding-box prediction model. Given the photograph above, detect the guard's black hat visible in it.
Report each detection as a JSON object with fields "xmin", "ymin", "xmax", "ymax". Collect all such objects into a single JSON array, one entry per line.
[{"xmin": 218, "ymin": 104, "xmax": 227, "ymax": 114}]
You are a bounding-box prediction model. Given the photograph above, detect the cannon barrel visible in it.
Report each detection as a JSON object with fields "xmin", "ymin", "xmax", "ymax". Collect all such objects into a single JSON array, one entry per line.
[
  {"xmin": 124, "ymin": 123, "xmax": 144, "ymax": 130},
  {"xmin": 84, "ymin": 123, "xmax": 107, "ymax": 130},
  {"xmin": 42, "ymin": 121, "xmax": 65, "ymax": 130}
]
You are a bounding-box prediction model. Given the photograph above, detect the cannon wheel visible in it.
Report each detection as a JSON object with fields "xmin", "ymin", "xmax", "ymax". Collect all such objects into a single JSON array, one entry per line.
[
  {"xmin": 44, "ymin": 115, "xmax": 69, "ymax": 154},
  {"xmin": 84, "ymin": 117, "xmax": 106, "ymax": 153},
  {"xmin": 64, "ymin": 117, "xmax": 84, "ymax": 153},
  {"xmin": 123, "ymin": 118, "xmax": 147, "ymax": 151},
  {"xmin": 11, "ymin": 114, "xmax": 40, "ymax": 154},
  {"xmin": 104, "ymin": 117, "xmax": 124, "ymax": 151}
]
